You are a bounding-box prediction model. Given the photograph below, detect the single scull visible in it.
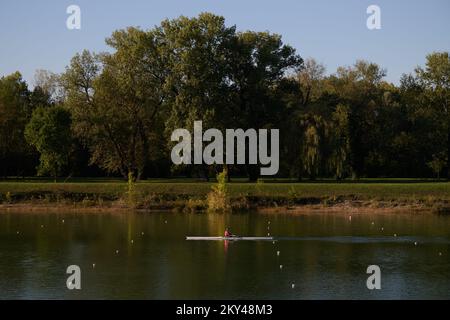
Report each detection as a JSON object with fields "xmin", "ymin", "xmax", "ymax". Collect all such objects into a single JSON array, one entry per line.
[{"xmin": 186, "ymin": 236, "xmax": 275, "ymax": 241}]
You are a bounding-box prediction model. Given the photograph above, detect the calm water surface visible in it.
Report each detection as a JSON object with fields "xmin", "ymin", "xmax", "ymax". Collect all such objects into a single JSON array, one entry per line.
[{"xmin": 0, "ymin": 210, "xmax": 449, "ymax": 299}]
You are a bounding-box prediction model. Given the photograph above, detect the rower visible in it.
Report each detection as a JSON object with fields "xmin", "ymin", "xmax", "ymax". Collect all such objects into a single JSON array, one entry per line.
[{"xmin": 224, "ymin": 228, "xmax": 234, "ymax": 238}]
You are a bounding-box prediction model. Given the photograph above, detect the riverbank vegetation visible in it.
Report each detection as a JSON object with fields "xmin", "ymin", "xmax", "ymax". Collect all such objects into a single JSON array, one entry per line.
[
  {"xmin": 0, "ymin": 13, "xmax": 449, "ymax": 183},
  {"xmin": 206, "ymin": 169, "xmax": 231, "ymax": 212},
  {"xmin": 0, "ymin": 179, "xmax": 449, "ymax": 214}
]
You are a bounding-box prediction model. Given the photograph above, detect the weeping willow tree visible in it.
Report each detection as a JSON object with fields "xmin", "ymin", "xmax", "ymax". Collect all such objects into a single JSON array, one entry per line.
[
  {"xmin": 329, "ymin": 104, "xmax": 351, "ymax": 180},
  {"xmin": 303, "ymin": 126, "xmax": 320, "ymax": 178},
  {"xmin": 300, "ymin": 114, "xmax": 328, "ymax": 180}
]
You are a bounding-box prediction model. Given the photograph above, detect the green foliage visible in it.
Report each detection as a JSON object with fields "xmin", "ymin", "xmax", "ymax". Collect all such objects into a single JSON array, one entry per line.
[
  {"xmin": 1, "ymin": 180, "xmax": 449, "ymax": 210},
  {"xmin": 427, "ymin": 153, "xmax": 447, "ymax": 179},
  {"xmin": 62, "ymin": 47, "xmax": 161, "ymax": 179},
  {"xmin": 207, "ymin": 167, "xmax": 231, "ymax": 212},
  {"xmin": 297, "ymin": 114, "xmax": 328, "ymax": 179},
  {"xmin": 415, "ymin": 52, "xmax": 450, "ymax": 179},
  {"xmin": 215, "ymin": 168, "xmax": 228, "ymax": 194},
  {"xmin": 4, "ymin": 191, "xmax": 12, "ymax": 203},
  {"xmin": 25, "ymin": 105, "xmax": 72, "ymax": 178},
  {"xmin": 0, "ymin": 14, "xmax": 449, "ymax": 181},
  {"xmin": 0, "ymin": 72, "xmax": 34, "ymax": 176},
  {"xmin": 61, "ymin": 14, "xmax": 302, "ymax": 181},
  {"xmin": 330, "ymin": 104, "xmax": 351, "ymax": 179}
]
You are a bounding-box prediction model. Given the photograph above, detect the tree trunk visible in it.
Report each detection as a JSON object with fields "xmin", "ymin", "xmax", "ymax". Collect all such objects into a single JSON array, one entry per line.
[
  {"xmin": 224, "ymin": 164, "xmax": 231, "ymax": 182},
  {"xmin": 247, "ymin": 164, "xmax": 259, "ymax": 182},
  {"xmin": 202, "ymin": 164, "xmax": 210, "ymax": 182}
]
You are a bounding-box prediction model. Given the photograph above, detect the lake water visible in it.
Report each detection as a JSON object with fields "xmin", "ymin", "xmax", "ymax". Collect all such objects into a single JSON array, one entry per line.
[{"xmin": 0, "ymin": 210, "xmax": 449, "ymax": 299}]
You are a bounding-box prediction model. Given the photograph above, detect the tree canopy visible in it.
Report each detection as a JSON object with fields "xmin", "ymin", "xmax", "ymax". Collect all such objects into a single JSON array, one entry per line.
[{"xmin": 0, "ymin": 14, "xmax": 449, "ymax": 181}]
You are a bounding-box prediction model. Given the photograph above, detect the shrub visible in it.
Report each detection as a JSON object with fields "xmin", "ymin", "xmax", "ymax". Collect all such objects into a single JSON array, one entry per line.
[
  {"xmin": 5, "ymin": 192, "xmax": 12, "ymax": 204},
  {"xmin": 207, "ymin": 168, "xmax": 231, "ymax": 212},
  {"xmin": 184, "ymin": 198, "xmax": 206, "ymax": 213}
]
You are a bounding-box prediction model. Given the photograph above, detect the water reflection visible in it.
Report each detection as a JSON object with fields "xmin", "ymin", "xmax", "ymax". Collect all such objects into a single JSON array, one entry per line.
[
  {"xmin": 0, "ymin": 211, "xmax": 449, "ymax": 299},
  {"xmin": 224, "ymin": 240, "xmax": 229, "ymax": 253}
]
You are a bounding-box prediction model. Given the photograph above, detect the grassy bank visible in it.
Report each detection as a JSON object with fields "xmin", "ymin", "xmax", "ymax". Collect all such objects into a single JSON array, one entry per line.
[{"xmin": 0, "ymin": 178, "xmax": 449, "ymax": 213}]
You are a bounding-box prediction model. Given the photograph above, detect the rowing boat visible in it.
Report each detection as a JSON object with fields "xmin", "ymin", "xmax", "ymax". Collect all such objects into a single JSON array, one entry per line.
[{"xmin": 186, "ymin": 236, "xmax": 275, "ymax": 241}]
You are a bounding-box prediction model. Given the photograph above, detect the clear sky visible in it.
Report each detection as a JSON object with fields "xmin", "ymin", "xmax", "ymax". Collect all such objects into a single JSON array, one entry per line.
[{"xmin": 1, "ymin": 0, "xmax": 449, "ymax": 86}]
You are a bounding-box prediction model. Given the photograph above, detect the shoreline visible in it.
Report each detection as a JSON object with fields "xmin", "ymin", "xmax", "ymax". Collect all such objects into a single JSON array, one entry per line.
[
  {"xmin": 0, "ymin": 200, "xmax": 446, "ymax": 215},
  {"xmin": 1, "ymin": 180, "xmax": 450, "ymax": 215}
]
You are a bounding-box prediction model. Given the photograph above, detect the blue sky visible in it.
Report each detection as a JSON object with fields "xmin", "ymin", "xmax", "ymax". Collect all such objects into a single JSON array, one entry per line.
[{"xmin": 0, "ymin": 0, "xmax": 449, "ymax": 86}]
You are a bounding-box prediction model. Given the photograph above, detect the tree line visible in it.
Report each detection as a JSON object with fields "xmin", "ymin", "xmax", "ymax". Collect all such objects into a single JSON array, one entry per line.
[{"xmin": 1, "ymin": 13, "xmax": 449, "ymax": 181}]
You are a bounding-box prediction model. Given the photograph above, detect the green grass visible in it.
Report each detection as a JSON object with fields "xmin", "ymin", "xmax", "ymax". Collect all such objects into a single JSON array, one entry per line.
[{"xmin": 0, "ymin": 178, "xmax": 449, "ymax": 203}]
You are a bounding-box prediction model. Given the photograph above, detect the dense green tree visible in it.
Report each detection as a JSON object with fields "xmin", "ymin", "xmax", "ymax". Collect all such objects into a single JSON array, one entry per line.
[
  {"xmin": 300, "ymin": 114, "xmax": 328, "ymax": 179},
  {"xmin": 325, "ymin": 60, "xmax": 386, "ymax": 179},
  {"xmin": 415, "ymin": 52, "xmax": 450, "ymax": 179},
  {"xmin": 25, "ymin": 105, "xmax": 72, "ymax": 178},
  {"xmin": 1, "ymin": 14, "xmax": 448, "ymax": 181},
  {"xmin": 0, "ymin": 72, "xmax": 35, "ymax": 177},
  {"xmin": 329, "ymin": 104, "xmax": 351, "ymax": 179},
  {"xmin": 228, "ymin": 30, "xmax": 302, "ymax": 180},
  {"xmin": 229, "ymin": 31, "xmax": 302, "ymax": 129},
  {"xmin": 156, "ymin": 13, "xmax": 302, "ymax": 180},
  {"xmin": 62, "ymin": 27, "xmax": 167, "ymax": 180},
  {"xmin": 161, "ymin": 13, "xmax": 236, "ymax": 131},
  {"xmin": 155, "ymin": 13, "xmax": 237, "ymax": 179}
]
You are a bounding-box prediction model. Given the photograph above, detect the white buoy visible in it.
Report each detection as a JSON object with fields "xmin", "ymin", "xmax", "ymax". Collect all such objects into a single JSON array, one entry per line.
[
  {"xmin": 131, "ymin": 240, "xmax": 134, "ymax": 244},
  {"xmin": 272, "ymin": 241, "xmax": 275, "ymax": 245},
  {"xmin": 268, "ymin": 221, "xmax": 271, "ymax": 225},
  {"xmin": 267, "ymin": 233, "xmax": 270, "ymax": 236},
  {"xmin": 16, "ymin": 231, "xmax": 19, "ymax": 234},
  {"xmin": 165, "ymin": 220, "xmax": 168, "ymax": 224},
  {"xmin": 439, "ymin": 252, "xmax": 442, "ymax": 256},
  {"xmin": 291, "ymin": 284, "xmax": 295, "ymax": 289},
  {"xmin": 92, "ymin": 263, "xmax": 96, "ymax": 268},
  {"xmin": 141, "ymin": 232, "xmax": 144, "ymax": 236},
  {"xmin": 414, "ymin": 242, "xmax": 418, "ymax": 246},
  {"xmin": 394, "ymin": 234, "xmax": 397, "ymax": 237},
  {"xmin": 277, "ymin": 251, "xmax": 280, "ymax": 256},
  {"xmin": 279, "ymin": 265, "xmax": 283, "ymax": 270},
  {"xmin": 381, "ymin": 227, "xmax": 384, "ymax": 231},
  {"xmin": 115, "ymin": 250, "xmax": 119, "ymax": 254}
]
